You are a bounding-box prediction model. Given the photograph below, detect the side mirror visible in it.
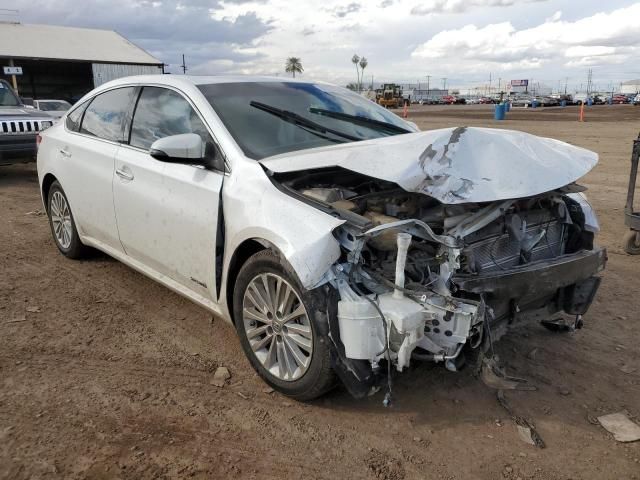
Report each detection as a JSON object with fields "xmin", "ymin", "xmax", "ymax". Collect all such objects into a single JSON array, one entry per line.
[{"xmin": 149, "ymin": 133, "xmax": 204, "ymax": 162}]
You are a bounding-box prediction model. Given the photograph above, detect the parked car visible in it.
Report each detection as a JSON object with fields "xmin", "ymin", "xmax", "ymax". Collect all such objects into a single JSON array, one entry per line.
[
  {"xmin": 540, "ymin": 96, "xmax": 560, "ymax": 107},
  {"xmin": 510, "ymin": 95, "xmax": 532, "ymax": 107},
  {"xmin": 611, "ymin": 94, "xmax": 628, "ymax": 104},
  {"xmin": 478, "ymin": 97, "xmax": 494, "ymax": 104},
  {"xmin": 37, "ymin": 76, "xmax": 606, "ymax": 400},
  {"xmin": 34, "ymin": 99, "xmax": 72, "ymax": 119},
  {"xmin": 573, "ymin": 93, "xmax": 591, "ymax": 105},
  {"xmin": 0, "ymin": 80, "xmax": 54, "ymax": 165},
  {"xmin": 633, "ymin": 93, "xmax": 640, "ymax": 105}
]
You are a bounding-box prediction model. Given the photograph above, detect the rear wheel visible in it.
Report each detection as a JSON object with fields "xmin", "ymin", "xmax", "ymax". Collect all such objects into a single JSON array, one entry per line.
[
  {"xmin": 233, "ymin": 250, "xmax": 335, "ymax": 400},
  {"xmin": 46, "ymin": 181, "xmax": 90, "ymax": 259},
  {"xmin": 623, "ymin": 230, "xmax": 640, "ymax": 255}
]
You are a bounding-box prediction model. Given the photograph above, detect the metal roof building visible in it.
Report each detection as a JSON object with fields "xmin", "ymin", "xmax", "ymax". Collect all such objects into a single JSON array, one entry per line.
[
  {"xmin": 620, "ymin": 79, "xmax": 640, "ymax": 95},
  {"xmin": 0, "ymin": 22, "xmax": 163, "ymax": 102}
]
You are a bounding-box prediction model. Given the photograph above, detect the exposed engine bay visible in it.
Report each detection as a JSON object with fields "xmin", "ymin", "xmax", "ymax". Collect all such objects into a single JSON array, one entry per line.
[{"xmin": 271, "ymin": 166, "xmax": 606, "ymax": 397}]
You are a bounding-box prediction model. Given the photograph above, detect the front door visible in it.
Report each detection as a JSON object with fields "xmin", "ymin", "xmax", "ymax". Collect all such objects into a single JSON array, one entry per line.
[{"xmin": 112, "ymin": 86, "xmax": 224, "ymax": 301}]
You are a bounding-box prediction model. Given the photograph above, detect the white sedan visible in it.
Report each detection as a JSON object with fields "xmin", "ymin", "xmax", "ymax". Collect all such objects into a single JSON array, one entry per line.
[{"xmin": 37, "ymin": 75, "xmax": 606, "ymax": 400}]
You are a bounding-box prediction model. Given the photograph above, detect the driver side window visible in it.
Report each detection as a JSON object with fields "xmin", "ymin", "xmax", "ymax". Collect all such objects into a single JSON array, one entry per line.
[{"xmin": 129, "ymin": 87, "xmax": 220, "ymax": 166}]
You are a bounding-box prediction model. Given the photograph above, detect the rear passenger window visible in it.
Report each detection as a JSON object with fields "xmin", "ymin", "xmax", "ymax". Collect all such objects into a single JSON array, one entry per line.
[
  {"xmin": 80, "ymin": 87, "xmax": 135, "ymax": 142},
  {"xmin": 65, "ymin": 100, "xmax": 90, "ymax": 132},
  {"xmin": 129, "ymin": 87, "xmax": 214, "ymax": 152}
]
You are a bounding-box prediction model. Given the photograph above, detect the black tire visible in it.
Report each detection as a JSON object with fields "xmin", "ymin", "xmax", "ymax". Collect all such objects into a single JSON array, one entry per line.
[
  {"xmin": 623, "ymin": 230, "xmax": 640, "ymax": 255},
  {"xmin": 46, "ymin": 181, "xmax": 90, "ymax": 259},
  {"xmin": 233, "ymin": 249, "xmax": 335, "ymax": 400}
]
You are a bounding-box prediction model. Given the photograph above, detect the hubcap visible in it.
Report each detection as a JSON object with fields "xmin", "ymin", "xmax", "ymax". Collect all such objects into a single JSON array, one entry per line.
[
  {"xmin": 242, "ymin": 273, "xmax": 313, "ymax": 381},
  {"xmin": 50, "ymin": 191, "xmax": 73, "ymax": 249}
]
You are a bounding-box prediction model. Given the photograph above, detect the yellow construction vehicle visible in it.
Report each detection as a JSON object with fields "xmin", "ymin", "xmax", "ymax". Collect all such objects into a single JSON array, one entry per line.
[{"xmin": 376, "ymin": 83, "xmax": 403, "ymax": 108}]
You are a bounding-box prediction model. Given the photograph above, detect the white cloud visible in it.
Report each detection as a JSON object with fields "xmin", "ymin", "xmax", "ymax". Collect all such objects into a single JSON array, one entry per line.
[
  {"xmin": 12, "ymin": 0, "xmax": 640, "ymax": 90},
  {"xmin": 545, "ymin": 10, "xmax": 561, "ymax": 22},
  {"xmin": 410, "ymin": 0, "xmax": 546, "ymax": 16},
  {"xmin": 412, "ymin": 3, "xmax": 640, "ymax": 74}
]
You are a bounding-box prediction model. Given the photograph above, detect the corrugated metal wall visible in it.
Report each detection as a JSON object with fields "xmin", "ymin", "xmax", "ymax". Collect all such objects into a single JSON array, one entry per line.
[{"xmin": 92, "ymin": 63, "xmax": 163, "ymax": 87}]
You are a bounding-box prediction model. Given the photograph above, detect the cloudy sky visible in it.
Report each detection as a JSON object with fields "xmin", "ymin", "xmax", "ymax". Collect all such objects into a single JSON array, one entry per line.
[{"xmin": 8, "ymin": 0, "xmax": 640, "ymax": 91}]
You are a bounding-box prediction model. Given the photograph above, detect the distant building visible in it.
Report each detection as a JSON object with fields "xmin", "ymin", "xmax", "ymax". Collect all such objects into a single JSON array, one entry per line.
[
  {"xmin": 0, "ymin": 22, "xmax": 163, "ymax": 101},
  {"xmin": 620, "ymin": 79, "xmax": 640, "ymax": 94}
]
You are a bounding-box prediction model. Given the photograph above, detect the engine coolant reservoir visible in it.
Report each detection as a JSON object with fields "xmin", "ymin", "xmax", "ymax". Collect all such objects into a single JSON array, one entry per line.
[{"xmin": 337, "ymin": 297, "xmax": 385, "ymax": 361}]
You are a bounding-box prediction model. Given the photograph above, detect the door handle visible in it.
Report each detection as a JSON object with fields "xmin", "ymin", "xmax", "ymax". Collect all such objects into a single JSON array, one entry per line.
[
  {"xmin": 115, "ymin": 167, "xmax": 134, "ymax": 181},
  {"xmin": 59, "ymin": 148, "xmax": 72, "ymax": 158}
]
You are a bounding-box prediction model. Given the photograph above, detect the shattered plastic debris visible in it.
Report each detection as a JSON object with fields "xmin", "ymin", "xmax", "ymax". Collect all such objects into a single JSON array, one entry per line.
[
  {"xmin": 598, "ymin": 413, "xmax": 640, "ymax": 442},
  {"xmin": 210, "ymin": 366, "xmax": 231, "ymax": 387},
  {"xmin": 497, "ymin": 390, "xmax": 545, "ymax": 448}
]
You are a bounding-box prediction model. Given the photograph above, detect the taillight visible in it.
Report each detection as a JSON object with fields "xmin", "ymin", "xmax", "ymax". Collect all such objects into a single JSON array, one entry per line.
[{"xmin": 36, "ymin": 133, "xmax": 42, "ymax": 148}]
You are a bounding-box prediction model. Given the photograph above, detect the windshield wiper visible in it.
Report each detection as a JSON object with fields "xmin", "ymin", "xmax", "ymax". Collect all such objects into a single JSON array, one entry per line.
[
  {"xmin": 249, "ymin": 101, "xmax": 359, "ymax": 142},
  {"xmin": 308, "ymin": 107, "xmax": 411, "ymax": 134}
]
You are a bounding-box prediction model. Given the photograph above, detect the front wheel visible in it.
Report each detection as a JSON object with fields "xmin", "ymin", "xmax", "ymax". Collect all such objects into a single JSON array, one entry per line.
[{"xmin": 233, "ymin": 250, "xmax": 335, "ymax": 400}]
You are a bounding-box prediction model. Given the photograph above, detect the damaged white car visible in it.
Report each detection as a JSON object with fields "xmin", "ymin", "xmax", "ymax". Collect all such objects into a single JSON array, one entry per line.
[{"xmin": 37, "ymin": 76, "xmax": 606, "ymax": 401}]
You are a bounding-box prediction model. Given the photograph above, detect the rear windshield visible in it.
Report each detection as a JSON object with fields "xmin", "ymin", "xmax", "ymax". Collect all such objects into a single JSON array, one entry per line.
[{"xmin": 197, "ymin": 82, "xmax": 413, "ymax": 159}]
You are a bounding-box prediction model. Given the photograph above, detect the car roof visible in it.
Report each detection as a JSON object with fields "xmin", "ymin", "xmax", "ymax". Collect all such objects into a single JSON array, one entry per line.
[{"xmin": 97, "ymin": 74, "xmax": 323, "ymax": 91}]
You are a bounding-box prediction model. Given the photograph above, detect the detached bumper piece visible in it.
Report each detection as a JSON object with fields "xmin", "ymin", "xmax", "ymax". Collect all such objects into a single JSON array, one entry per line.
[{"xmin": 452, "ymin": 247, "xmax": 606, "ymax": 298}]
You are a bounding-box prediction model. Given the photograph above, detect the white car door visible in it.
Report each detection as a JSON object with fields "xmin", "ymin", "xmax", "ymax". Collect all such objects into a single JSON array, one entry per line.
[
  {"xmin": 112, "ymin": 86, "xmax": 224, "ymax": 301},
  {"xmin": 58, "ymin": 87, "xmax": 137, "ymax": 252}
]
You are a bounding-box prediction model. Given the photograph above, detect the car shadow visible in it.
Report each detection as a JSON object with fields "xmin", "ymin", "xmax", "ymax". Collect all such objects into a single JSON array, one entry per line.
[{"xmin": 0, "ymin": 162, "xmax": 39, "ymax": 187}]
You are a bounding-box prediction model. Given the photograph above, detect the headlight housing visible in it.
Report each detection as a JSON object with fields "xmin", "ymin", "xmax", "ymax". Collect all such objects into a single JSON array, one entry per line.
[{"xmin": 567, "ymin": 192, "xmax": 600, "ymax": 233}]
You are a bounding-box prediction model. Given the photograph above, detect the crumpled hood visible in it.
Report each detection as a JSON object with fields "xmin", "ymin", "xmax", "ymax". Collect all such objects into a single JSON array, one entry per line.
[{"xmin": 260, "ymin": 127, "xmax": 598, "ymax": 204}]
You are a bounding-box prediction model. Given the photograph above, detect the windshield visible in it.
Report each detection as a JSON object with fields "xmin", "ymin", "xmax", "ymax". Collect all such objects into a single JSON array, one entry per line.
[
  {"xmin": 0, "ymin": 81, "xmax": 21, "ymax": 107},
  {"xmin": 38, "ymin": 100, "xmax": 71, "ymax": 112},
  {"xmin": 197, "ymin": 81, "xmax": 415, "ymax": 159}
]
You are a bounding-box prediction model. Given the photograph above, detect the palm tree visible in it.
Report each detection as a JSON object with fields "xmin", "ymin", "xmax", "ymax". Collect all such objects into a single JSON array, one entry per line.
[
  {"xmin": 285, "ymin": 57, "xmax": 303, "ymax": 78},
  {"xmin": 351, "ymin": 54, "xmax": 360, "ymax": 91},
  {"xmin": 359, "ymin": 57, "xmax": 368, "ymax": 91}
]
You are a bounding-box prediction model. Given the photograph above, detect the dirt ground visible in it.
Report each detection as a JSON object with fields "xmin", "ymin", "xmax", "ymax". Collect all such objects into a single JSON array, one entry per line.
[{"xmin": 1, "ymin": 104, "xmax": 639, "ymax": 480}]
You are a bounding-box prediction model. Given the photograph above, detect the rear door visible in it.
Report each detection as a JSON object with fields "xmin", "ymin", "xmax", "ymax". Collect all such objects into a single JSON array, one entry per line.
[
  {"xmin": 112, "ymin": 86, "xmax": 224, "ymax": 301},
  {"xmin": 57, "ymin": 87, "xmax": 136, "ymax": 252}
]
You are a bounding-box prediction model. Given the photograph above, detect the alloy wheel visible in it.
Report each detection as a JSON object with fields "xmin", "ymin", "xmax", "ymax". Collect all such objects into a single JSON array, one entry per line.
[
  {"xmin": 50, "ymin": 191, "xmax": 73, "ymax": 249},
  {"xmin": 242, "ymin": 273, "xmax": 313, "ymax": 381}
]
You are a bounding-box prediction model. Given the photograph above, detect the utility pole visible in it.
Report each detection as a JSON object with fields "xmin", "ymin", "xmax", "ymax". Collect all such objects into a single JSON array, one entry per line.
[
  {"xmin": 586, "ymin": 68, "xmax": 592, "ymax": 95},
  {"xmin": 8, "ymin": 58, "xmax": 18, "ymax": 94},
  {"xmin": 488, "ymin": 72, "xmax": 492, "ymax": 96},
  {"xmin": 442, "ymin": 77, "xmax": 447, "ymax": 92},
  {"xmin": 564, "ymin": 77, "xmax": 568, "ymax": 95},
  {"xmin": 181, "ymin": 54, "xmax": 187, "ymax": 74},
  {"xmin": 425, "ymin": 75, "xmax": 431, "ymax": 97}
]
